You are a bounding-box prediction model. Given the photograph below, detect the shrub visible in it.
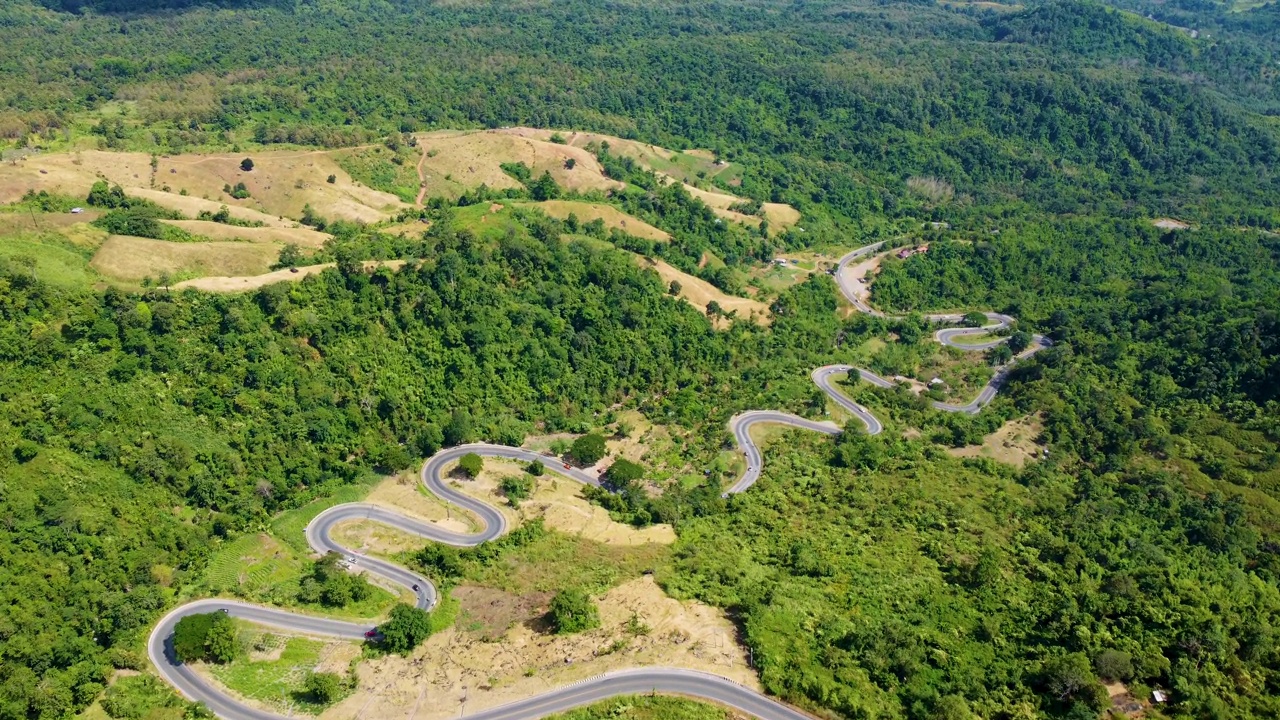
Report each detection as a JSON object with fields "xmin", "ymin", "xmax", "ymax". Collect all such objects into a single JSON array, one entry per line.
[
  {"xmin": 327, "ymin": 174, "xmax": 337, "ymax": 184},
  {"xmin": 457, "ymin": 453, "xmax": 483, "ymax": 478},
  {"xmin": 304, "ymin": 672, "xmax": 343, "ymax": 703},
  {"xmin": 13, "ymin": 440, "xmax": 38, "ymax": 463},
  {"xmin": 548, "ymin": 589, "xmax": 599, "ymax": 634},
  {"xmin": 240, "ymin": 158, "xmax": 254, "ymax": 171},
  {"xmin": 570, "ymin": 434, "xmax": 607, "ymax": 465},
  {"xmin": 526, "ymin": 459, "xmax": 545, "ymax": 476},
  {"xmin": 377, "ymin": 604, "xmax": 435, "ymax": 654},
  {"xmin": 500, "ymin": 475, "xmax": 533, "ymax": 505}
]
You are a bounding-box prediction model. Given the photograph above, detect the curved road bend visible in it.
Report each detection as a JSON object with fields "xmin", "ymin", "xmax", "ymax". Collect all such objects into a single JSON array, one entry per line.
[{"xmin": 149, "ymin": 241, "xmax": 1047, "ymax": 720}]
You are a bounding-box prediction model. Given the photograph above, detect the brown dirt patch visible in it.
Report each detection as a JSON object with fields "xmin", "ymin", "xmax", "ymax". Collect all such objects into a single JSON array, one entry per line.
[
  {"xmin": 1152, "ymin": 218, "xmax": 1191, "ymax": 230},
  {"xmin": 514, "ymin": 200, "xmax": 670, "ymax": 241},
  {"xmin": 321, "ymin": 576, "xmax": 755, "ymax": 720},
  {"xmin": 163, "ymin": 220, "xmax": 331, "ymax": 248},
  {"xmin": 453, "ymin": 586, "xmax": 552, "ymax": 640},
  {"xmin": 90, "ymin": 235, "xmax": 279, "ymax": 284},
  {"xmin": 0, "ymin": 210, "xmax": 103, "ymax": 235},
  {"xmin": 947, "ymin": 414, "xmax": 1045, "ymax": 467},
  {"xmin": 639, "ymin": 257, "xmax": 771, "ymax": 328},
  {"xmin": 172, "ymin": 259, "xmax": 408, "ymax": 293}
]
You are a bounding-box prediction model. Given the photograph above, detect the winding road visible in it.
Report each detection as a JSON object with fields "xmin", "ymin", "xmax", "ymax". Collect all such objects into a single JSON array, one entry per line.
[{"xmin": 148, "ymin": 241, "xmax": 1047, "ymax": 720}]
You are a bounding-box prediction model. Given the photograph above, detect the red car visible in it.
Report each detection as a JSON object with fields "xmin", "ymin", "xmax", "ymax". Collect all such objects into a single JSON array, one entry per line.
[{"xmin": 364, "ymin": 629, "xmax": 379, "ymax": 639}]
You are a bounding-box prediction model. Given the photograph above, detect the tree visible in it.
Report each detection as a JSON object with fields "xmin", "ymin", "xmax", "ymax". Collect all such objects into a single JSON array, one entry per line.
[
  {"xmin": 986, "ymin": 344, "xmax": 1014, "ymax": 365},
  {"xmin": 548, "ymin": 589, "xmax": 599, "ymax": 633},
  {"xmin": 172, "ymin": 613, "xmax": 216, "ymax": 663},
  {"xmin": 1094, "ymin": 650, "xmax": 1134, "ymax": 681},
  {"xmin": 443, "ymin": 408, "xmax": 473, "ymax": 446},
  {"xmin": 604, "ymin": 458, "xmax": 644, "ymax": 488},
  {"xmin": 1008, "ymin": 330, "xmax": 1033, "ymax": 354},
  {"xmin": 570, "ymin": 433, "xmax": 607, "ymax": 465},
  {"xmin": 527, "ymin": 459, "xmax": 545, "ymax": 476},
  {"xmin": 240, "ymin": 158, "xmax": 254, "ymax": 172},
  {"xmin": 203, "ymin": 613, "xmax": 240, "ymax": 663},
  {"xmin": 668, "ymin": 280, "xmax": 682, "ymax": 295},
  {"xmin": 377, "ymin": 604, "xmax": 435, "ymax": 654},
  {"xmin": 563, "ymin": 157, "xmax": 576, "ymax": 170},
  {"xmin": 457, "ymin": 453, "xmax": 483, "ymax": 478},
  {"xmin": 275, "ymin": 243, "xmax": 303, "ymax": 270},
  {"xmin": 706, "ymin": 300, "xmax": 723, "ymax": 317},
  {"xmin": 304, "ymin": 672, "xmax": 343, "ymax": 703},
  {"xmin": 327, "ymin": 174, "xmax": 337, "ymax": 184},
  {"xmin": 529, "ymin": 171, "xmax": 560, "ymax": 201},
  {"xmin": 1043, "ymin": 653, "xmax": 1099, "ymax": 703},
  {"xmin": 962, "ymin": 311, "xmax": 989, "ymax": 327}
]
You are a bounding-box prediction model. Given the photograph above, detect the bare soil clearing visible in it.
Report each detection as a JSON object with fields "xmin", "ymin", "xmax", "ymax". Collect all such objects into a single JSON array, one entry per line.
[
  {"xmin": 1153, "ymin": 218, "xmax": 1191, "ymax": 230},
  {"xmin": 90, "ymin": 235, "xmax": 280, "ymax": 284},
  {"xmin": 513, "ymin": 200, "xmax": 669, "ymax": 241},
  {"xmin": 321, "ymin": 576, "xmax": 754, "ymax": 720},
  {"xmin": 162, "ymin": 220, "xmax": 331, "ymax": 247},
  {"xmin": 173, "ymin": 259, "xmax": 408, "ymax": 293},
  {"xmin": 639, "ymin": 257, "xmax": 770, "ymax": 328},
  {"xmin": 947, "ymin": 415, "xmax": 1045, "ymax": 467}
]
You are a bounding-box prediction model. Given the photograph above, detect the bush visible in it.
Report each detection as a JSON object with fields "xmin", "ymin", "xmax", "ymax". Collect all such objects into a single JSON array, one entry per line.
[
  {"xmin": 297, "ymin": 552, "xmax": 373, "ymax": 607},
  {"xmin": 500, "ymin": 475, "xmax": 533, "ymax": 505},
  {"xmin": 13, "ymin": 440, "xmax": 38, "ymax": 463},
  {"xmin": 304, "ymin": 672, "xmax": 343, "ymax": 703},
  {"xmin": 240, "ymin": 158, "xmax": 254, "ymax": 172},
  {"xmin": 571, "ymin": 434, "xmax": 607, "ymax": 465},
  {"xmin": 548, "ymin": 589, "xmax": 599, "ymax": 633},
  {"xmin": 327, "ymin": 174, "xmax": 337, "ymax": 184},
  {"xmin": 527, "ymin": 459, "xmax": 545, "ymax": 476},
  {"xmin": 377, "ymin": 604, "xmax": 436, "ymax": 654},
  {"xmin": 457, "ymin": 452, "xmax": 483, "ymax": 478}
]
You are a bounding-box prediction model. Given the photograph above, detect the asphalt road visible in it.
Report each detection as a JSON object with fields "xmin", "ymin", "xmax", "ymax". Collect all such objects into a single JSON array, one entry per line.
[{"xmin": 148, "ymin": 241, "xmax": 1047, "ymax": 720}]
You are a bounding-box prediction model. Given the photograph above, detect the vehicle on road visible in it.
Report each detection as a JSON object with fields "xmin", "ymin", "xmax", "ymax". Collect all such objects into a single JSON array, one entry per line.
[
  {"xmin": 412, "ymin": 584, "xmax": 420, "ymax": 592},
  {"xmin": 364, "ymin": 629, "xmax": 379, "ymax": 639}
]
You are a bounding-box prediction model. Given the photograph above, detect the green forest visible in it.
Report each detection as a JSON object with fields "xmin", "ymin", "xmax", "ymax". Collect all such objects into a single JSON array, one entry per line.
[{"xmin": 1, "ymin": 0, "xmax": 1280, "ymax": 719}]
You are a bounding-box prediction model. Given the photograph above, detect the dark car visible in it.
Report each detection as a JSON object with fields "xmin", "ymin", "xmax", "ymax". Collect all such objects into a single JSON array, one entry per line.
[{"xmin": 411, "ymin": 584, "xmax": 420, "ymax": 592}]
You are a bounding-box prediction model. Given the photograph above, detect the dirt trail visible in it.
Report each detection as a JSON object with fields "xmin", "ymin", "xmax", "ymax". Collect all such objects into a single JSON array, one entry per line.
[{"xmin": 414, "ymin": 144, "xmax": 428, "ymax": 206}]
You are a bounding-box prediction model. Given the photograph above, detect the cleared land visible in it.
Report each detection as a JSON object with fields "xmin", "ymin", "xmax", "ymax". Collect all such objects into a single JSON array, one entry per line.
[
  {"xmin": 173, "ymin": 259, "xmax": 409, "ymax": 293},
  {"xmin": 947, "ymin": 415, "xmax": 1045, "ymax": 467},
  {"xmin": 90, "ymin": 235, "xmax": 279, "ymax": 284},
  {"xmin": 0, "ymin": 149, "xmax": 404, "ymax": 224},
  {"xmin": 162, "ymin": 220, "xmax": 331, "ymax": 248},
  {"xmin": 322, "ymin": 576, "xmax": 754, "ymax": 720},
  {"xmin": 415, "ymin": 130, "xmax": 621, "ymax": 199},
  {"xmin": 498, "ymin": 127, "xmax": 741, "ymax": 186},
  {"xmin": 640, "ymin": 257, "xmax": 771, "ymax": 327},
  {"xmin": 514, "ymin": 200, "xmax": 669, "ymax": 242}
]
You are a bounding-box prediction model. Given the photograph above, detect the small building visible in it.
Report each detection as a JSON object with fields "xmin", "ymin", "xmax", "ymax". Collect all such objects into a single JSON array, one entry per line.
[{"xmin": 774, "ymin": 258, "xmax": 789, "ymax": 265}]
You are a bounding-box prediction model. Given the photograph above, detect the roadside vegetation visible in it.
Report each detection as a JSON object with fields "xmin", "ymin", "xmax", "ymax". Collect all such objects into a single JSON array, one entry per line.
[{"xmin": 0, "ymin": 0, "xmax": 1279, "ymax": 718}]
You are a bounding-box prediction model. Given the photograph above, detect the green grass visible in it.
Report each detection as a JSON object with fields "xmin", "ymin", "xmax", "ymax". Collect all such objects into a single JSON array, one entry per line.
[
  {"xmin": 546, "ymin": 696, "xmax": 729, "ymax": 720},
  {"xmin": 0, "ymin": 232, "xmax": 99, "ymax": 288},
  {"xmin": 208, "ymin": 634, "xmax": 346, "ymax": 715},
  {"xmin": 334, "ymin": 146, "xmax": 421, "ymax": 203},
  {"xmin": 947, "ymin": 332, "xmax": 997, "ymax": 346},
  {"xmin": 269, "ymin": 475, "xmax": 382, "ymax": 554},
  {"xmin": 450, "ymin": 203, "xmax": 528, "ymax": 243},
  {"xmin": 462, "ymin": 529, "xmax": 671, "ymax": 596}
]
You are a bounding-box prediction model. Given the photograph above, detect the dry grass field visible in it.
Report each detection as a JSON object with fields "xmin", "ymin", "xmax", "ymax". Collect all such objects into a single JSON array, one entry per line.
[
  {"xmin": 513, "ymin": 200, "xmax": 669, "ymax": 241},
  {"xmin": 162, "ymin": 220, "xmax": 331, "ymax": 248},
  {"xmin": 90, "ymin": 235, "xmax": 280, "ymax": 284},
  {"xmin": 638, "ymin": 256, "xmax": 770, "ymax": 327},
  {"xmin": 414, "ymin": 130, "xmax": 621, "ymax": 199},
  {"xmin": 0, "ymin": 149, "xmax": 405, "ymax": 223}
]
